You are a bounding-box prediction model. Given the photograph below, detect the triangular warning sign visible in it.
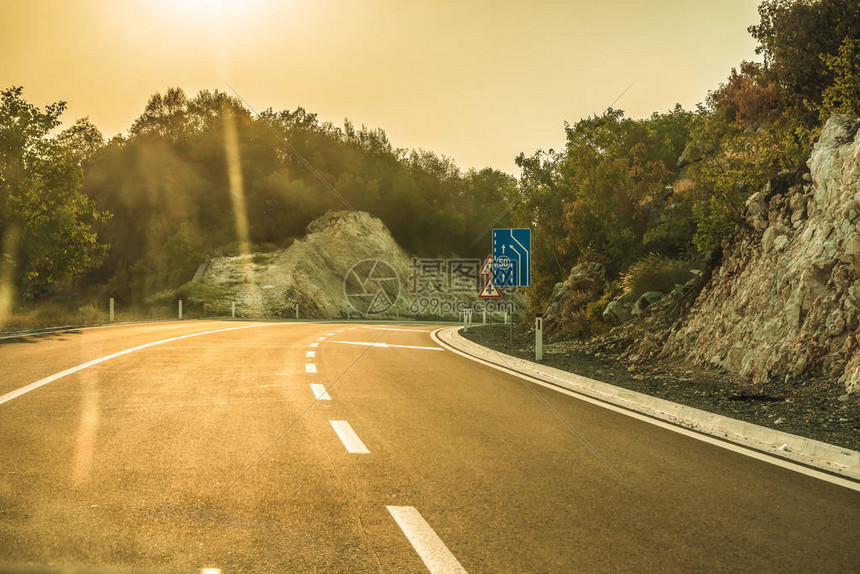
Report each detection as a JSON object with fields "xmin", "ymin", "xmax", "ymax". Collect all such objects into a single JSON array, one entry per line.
[
  {"xmin": 480, "ymin": 255, "xmax": 493, "ymax": 276},
  {"xmin": 479, "ymin": 277, "xmax": 501, "ymax": 298}
]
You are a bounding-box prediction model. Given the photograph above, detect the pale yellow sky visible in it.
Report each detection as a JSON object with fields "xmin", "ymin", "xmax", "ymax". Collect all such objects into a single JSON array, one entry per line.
[{"xmin": 0, "ymin": 0, "xmax": 761, "ymax": 173}]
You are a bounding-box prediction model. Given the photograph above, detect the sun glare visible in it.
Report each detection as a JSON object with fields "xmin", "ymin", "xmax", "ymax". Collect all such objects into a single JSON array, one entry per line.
[{"xmin": 157, "ymin": 0, "xmax": 270, "ymax": 26}]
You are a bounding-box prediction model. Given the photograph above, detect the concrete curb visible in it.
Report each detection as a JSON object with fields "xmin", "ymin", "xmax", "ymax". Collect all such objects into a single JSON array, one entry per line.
[{"xmin": 433, "ymin": 326, "xmax": 860, "ymax": 483}]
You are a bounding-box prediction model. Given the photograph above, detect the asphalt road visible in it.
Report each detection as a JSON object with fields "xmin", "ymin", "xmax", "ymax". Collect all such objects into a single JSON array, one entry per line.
[{"xmin": 0, "ymin": 320, "xmax": 858, "ymax": 573}]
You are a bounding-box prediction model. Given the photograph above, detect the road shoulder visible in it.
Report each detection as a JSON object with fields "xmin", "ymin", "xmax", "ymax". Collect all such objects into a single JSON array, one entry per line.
[{"xmin": 433, "ymin": 326, "xmax": 860, "ymax": 485}]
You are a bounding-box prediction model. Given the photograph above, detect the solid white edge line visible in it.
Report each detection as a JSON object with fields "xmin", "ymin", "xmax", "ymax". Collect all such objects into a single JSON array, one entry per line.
[
  {"xmin": 329, "ymin": 420, "xmax": 370, "ymax": 453},
  {"xmin": 431, "ymin": 328, "xmax": 860, "ymax": 492},
  {"xmin": 387, "ymin": 506, "xmax": 467, "ymax": 574},
  {"xmin": 305, "ymin": 363, "xmax": 317, "ymax": 374},
  {"xmin": 0, "ymin": 323, "xmax": 281, "ymax": 406},
  {"xmin": 310, "ymin": 384, "xmax": 331, "ymax": 400}
]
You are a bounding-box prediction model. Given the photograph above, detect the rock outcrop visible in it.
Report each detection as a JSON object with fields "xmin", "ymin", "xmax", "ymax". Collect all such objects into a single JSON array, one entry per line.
[
  {"xmin": 199, "ymin": 210, "xmax": 413, "ymax": 318},
  {"xmin": 665, "ymin": 115, "xmax": 860, "ymax": 394}
]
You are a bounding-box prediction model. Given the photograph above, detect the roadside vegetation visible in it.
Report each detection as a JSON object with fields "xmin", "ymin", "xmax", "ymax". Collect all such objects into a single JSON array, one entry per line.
[
  {"xmin": 0, "ymin": 0, "xmax": 858, "ymax": 331},
  {"xmin": 0, "ymin": 86, "xmax": 514, "ymax": 326},
  {"xmin": 508, "ymin": 0, "xmax": 859, "ymax": 335}
]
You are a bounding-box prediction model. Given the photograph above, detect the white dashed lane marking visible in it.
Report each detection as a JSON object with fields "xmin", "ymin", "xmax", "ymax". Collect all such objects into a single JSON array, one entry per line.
[
  {"xmin": 387, "ymin": 506, "xmax": 467, "ymax": 573},
  {"xmin": 305, "ymin": 363, "xmax": 317, "ymax": 374},
  {"xmin": 306, "ymin": 350, "xmax": 315, "ymax": 358},
  {"xmin": 309, "ymin": 342, "xmax": 319, "ymax": 347},
  {"xmin": 329, "ymin": 420, "xmax": 370, "ymax": 453},
  {"xmin": 311, "ymin": 384, "xmax": 331, "ymax": 400}
]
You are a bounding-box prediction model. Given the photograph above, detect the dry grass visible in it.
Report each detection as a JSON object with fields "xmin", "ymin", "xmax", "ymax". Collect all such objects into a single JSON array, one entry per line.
[{"xmin": 621, "ymin": 254, "xmax": 695, "ymax": 300}]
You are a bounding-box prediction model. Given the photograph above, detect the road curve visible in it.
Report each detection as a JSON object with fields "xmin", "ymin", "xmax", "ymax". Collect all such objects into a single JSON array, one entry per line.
[{"xmin": 0, "ymin": 320, "xmax": 857, "ymax": 572}]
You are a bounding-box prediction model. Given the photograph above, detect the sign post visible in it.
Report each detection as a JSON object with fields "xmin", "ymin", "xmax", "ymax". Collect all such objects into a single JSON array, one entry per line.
[{"xmin": 535, "ymin": 314, "xmax": 543, "ymax": 361}]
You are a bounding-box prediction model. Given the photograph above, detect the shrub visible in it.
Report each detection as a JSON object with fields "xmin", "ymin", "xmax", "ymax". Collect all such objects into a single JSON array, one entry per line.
[
  {"xmin": 818, "ymin": 37, "xmax": 860, "ymax": 121},
  {"xmin": 621, "ymin": 255, "xmax": 695, "ymax": 300}
]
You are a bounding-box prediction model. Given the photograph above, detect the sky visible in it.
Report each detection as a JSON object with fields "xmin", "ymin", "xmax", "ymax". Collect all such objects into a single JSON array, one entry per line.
[{"xmin": 0, "ymin": 0, "xmax": 762, "ymax": 174}]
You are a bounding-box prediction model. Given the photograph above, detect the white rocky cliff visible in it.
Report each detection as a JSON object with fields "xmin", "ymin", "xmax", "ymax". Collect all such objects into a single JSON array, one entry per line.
[
  {"xmin": 667, "ymin": 115, "xmax": 860, "ymax": 394},
  {"xmin": 197, "ymin": 211, "xmax": 414, "ymax": 318}
]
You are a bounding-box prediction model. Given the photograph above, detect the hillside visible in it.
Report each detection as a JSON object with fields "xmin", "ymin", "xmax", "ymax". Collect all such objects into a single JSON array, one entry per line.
[{"xmin": 587, "ymin": 114, "xmax": 859, "ymax": 400}]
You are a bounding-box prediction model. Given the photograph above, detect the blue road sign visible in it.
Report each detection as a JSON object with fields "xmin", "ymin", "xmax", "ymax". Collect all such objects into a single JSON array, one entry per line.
[{"xmin": 492, "ymin": 228, "xmax": 531, "ymax": 286}]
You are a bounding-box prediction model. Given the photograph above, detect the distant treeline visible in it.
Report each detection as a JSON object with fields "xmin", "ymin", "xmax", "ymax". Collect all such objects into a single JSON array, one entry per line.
[{"xmin": 0, "ymin": 86, "xmax": 514, "ymax": 305}]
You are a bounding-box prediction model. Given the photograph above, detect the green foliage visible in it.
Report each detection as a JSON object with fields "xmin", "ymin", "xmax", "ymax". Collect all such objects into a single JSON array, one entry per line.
[
  {"xmin": 818, "ymin": 37, "xmax": 860, "ymax": 119},
  {"xmin": 687, "ymin": 104, "xmax": 813, "ymax": 253},
  {"xmin": 80, "ymin": 87, "xmax": 516, "ymax": 306},
  {"xmin": 642, "ymin": 197, "xmax": 696, "ymax": 256},
  {"xmin": 749, "ymin": 0, "xmax": 860, "ymax": 123},
  {"xmin": 621, "ymin": 255, "xmax": 695, "ymax": 300},
  {"xmin": 172, "ymin": 281, "xmax": 228, "ymax": 304},
  {"xmin": 512, "ymin": 105, "xmax": 696, "ymax": 313},
  {"xmin": 0, "ymin": 87, "xmax": 109, "ymax": 300}
]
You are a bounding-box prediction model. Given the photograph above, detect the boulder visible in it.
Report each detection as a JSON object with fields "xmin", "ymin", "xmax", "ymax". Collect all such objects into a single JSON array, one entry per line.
[
  {"xmin": 631, "ymin": 291, "xmax": 664, "ymax": 316},
  {"xmin": 544, "ymin": 261, "xmax": 605, "ymax": 320},
  {"xmin": 602, "ymin": 301, "xmax": 632, "ymax": 325}
]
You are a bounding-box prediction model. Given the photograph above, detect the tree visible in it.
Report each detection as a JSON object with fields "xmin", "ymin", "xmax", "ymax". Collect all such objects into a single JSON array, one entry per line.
[
  {"xmin": 749, "ymin": 0, "xmax": 860, "ymax": 123},
  {"xmin": 818, "ymin": 37, "xmax": 860, "ymax": 119},
  {"xmin": 0, "ymin": 87, "xmax": 109, "ymax": 299}
]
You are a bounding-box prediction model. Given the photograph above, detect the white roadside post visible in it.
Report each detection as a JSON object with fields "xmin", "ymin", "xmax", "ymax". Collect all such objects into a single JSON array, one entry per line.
[
  {"xmin": 295, "ymin": 304, "xmax": 299, "ymax": 320},
  {"xmin": 347, "ymin": 307, "xmax": 351, "ymax": 320},
  {"xmin": 535, "ymin": 314, "xmax": 543, "ymax": 361},
  {"xmin": 231, "ymin": 300, "xmax": 236, "ymax": 318},
  {"xmin": 178, "ymin": 299, "xmax": 183, "ymax": 321},
  {"xmin": 109, "ymin": 298, "xmax": 115, "ymax": 322}
]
